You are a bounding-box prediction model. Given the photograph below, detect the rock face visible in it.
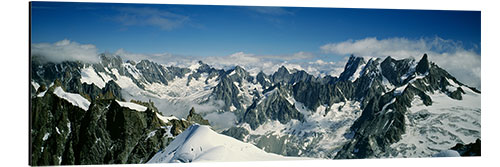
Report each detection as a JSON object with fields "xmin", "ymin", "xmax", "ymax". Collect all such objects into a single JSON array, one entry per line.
[
  {"xmin": 243, "ymin": 84, "xmax": 304, "ymax": 130},
  {"xmin": 30, "ymin": 86, "xmax": 196, "ymax": 165}
]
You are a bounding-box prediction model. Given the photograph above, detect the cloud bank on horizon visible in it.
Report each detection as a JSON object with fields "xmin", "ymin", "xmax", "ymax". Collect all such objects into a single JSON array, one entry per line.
[
  {"xmin": 30, "ymin": 37, "xmax": 481, "ymax": 89},
  {"xmin": 31, "ymin": 39, "xmax": 101, "ymax": 64}
]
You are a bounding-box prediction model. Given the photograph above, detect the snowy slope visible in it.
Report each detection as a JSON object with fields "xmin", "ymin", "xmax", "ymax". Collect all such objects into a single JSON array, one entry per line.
[
  {"xmin": 53, "ymin": 87, "xmax": 91, "ymax": 110},
  {"xmin": 155, "ymin": 112, "xmax": 179, "ymax": 123},
  {"xmin": 80, "ymin": 65, "xmax": 110, "ymax": 89},
  {"xmin": 349, "ymin": 64, "xmax": 365, "ymax": 82},
  {"xmin": 147, "ymin": 124, "xmax": 307, "ymax": 163}
]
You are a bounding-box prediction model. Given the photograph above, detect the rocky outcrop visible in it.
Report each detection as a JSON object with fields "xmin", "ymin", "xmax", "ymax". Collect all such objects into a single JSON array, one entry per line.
[
  {"xmin": 451, "ymin": 139, "xmax": 481, "ymax": 156},
  {"xmin": 186, "ymin": 107, "xmax": 210, "ymax": 125},
  {"xmin": 30, "ymin": 87, "xmax": 194, "ymax": 165}
]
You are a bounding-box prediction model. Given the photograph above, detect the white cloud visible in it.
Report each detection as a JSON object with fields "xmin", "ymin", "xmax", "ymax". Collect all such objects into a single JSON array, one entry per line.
[
  {"xmin": 321, "ymin": 37, "xmax": 481, "ymax": 89},
  {"xmin": 204, "ymin": 112, "xmax": 238, "ymax": 131},
  {"xmin": 114, "ymin": 48, "xmax": 195, "ymax": 67},
  {"xmin": 31, "ymin": 39, "xmax": 100, "ymax": 63}
]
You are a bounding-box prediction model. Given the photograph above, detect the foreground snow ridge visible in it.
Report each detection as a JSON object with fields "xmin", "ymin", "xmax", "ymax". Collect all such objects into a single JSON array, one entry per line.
[{"xmin": 148, "ymin": 124, "xmax": 306, "ymax": 163}]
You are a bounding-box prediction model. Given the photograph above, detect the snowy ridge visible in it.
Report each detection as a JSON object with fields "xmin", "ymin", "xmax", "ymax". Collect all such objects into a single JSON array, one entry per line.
[
  {"xmin": 349, "ymin": 64, "xmax": 365, "ymax": 81},
  {"xmin": 53, "ymin": 87, "xmax": 91, "ymax": 110},
  {"xmin": 155, "ymin": 112, "xmax": 179, "ymax": 123},
  {"xmin": 148, "ymin": 124, "xmax": 307, "ymax": 163},
  {"xmin": 32, "ymin": 81, "xmax": 40, "ymax": 91},
  {"xmin": 115, "ymin": 100, "xmax": 148, "ymax": 112}
]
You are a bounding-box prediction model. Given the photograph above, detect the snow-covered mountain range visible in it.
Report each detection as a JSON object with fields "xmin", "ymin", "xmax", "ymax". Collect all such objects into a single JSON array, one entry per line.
[{"xmin": 30, "ymin": 53, "xmax": 480, "ymax": 165}]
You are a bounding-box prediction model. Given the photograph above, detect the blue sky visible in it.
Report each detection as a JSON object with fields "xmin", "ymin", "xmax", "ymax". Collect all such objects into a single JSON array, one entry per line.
[
  {"xmin": 30, "ymin": 2, "xmax": 482, "ymax": 88},
  {"xmin": 31, "ymin": 2, "xmax": 480, "ymax": 58}
]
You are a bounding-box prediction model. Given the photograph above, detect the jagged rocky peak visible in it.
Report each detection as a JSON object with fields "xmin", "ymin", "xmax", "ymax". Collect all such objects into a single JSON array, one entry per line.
[
  {"xmin": 229, "ymin": 65, "xmax": 249, "ymax": 77},
  {"xmin": 223, "ymin": 65, "xmax": 253, "ymax": 84},
  {"xmin": 195, "ymin": 60, "xmax": 212, "ymax": 73},
  {"xmin": 271, "ymin": 66, "xmax": 292, "ymax": 84},
  {"xmin": 135, "ymin": 59, "xmax": 171, "ymax": 85},
  {"xmin": 379, "ymin": 56, "xmax": 417, "ymax": 86},
  {"xmin": 99, "ymin": 53, "xmax": 123, "ymax": 69},
  {"xmin": 243, "ymin": 83, "xmax": 304, "ymax": 130},
  {"xmin": 339, "ymin": 55, "xmax": 366, "ymax": 81},
  {"xmin": 415, "ymin": 53, "xmax": 430, "ymax": 74},
  {"xmin": 276, "ymin": 65, "xmax": 290, "ymax": 75},
  {"xmin": 135, "ymin": 59, "xmax": 164, "ymax": 71},
  {"xmin": 233, "ymin": 65, "xmax": 245, "ymax": 73}
]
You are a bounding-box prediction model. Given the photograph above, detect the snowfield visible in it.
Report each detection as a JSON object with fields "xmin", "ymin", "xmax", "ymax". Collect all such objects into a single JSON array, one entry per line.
[
  {"xmin": 390, "ymin": 86, "xmax": 481, "ymax": 157},
  {"xmin": 80, "ymin": 65, "xmax": 110, "ymax": 89},
  {"xmin": 148, "ymin": 124, "xmax": 310, "ymax": 163},
  {"xmin": 239, "ymin": 97, "xmax": 362, "ymax": 158}
]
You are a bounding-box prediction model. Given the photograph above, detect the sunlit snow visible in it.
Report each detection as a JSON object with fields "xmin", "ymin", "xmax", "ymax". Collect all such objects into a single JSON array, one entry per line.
[
  {"xmin": 115, "ymin": 100, "xmax": 148, "ymax": 112},
  {"xmin": 53, "ymin": 87, "xmax": 91, "ymax": 110},
  {"xmin": 147, "ymin": 124, "xmax": 308, "ymax": 163}
]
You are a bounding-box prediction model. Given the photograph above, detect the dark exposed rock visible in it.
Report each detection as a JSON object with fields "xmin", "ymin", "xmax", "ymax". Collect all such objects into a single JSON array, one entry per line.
[
  {"xmin": 211, "ymin": 75, "xmax": 241, "ymax": 111},
  {"xmin": 100, "ymin": 80, "xmax": 123, "ymax": 100},
  {"xmin": 30, "ymin": 87, "xmax": 193, "ymax": 165},
  {"xmin": 292, "ymin": 80, "xmax": 351, "ymax": 111},
  {"xmin": 256, "ymin": 71, "xmax": 272, "ymax": 89},
  {"xmin": 31, "ymin": 88, "xmax": 87, "ymax": 166},
  {"xmin": 186, "ymin": 107, "xmax": 210, "ymax": 125},
  {"xmin": 415, "ymin": 53, "xmax": 430, "ymax": 74},
  {"xmin": 451, "ymin": 139, "xmax": 481, "ymax": 156},
  {"xmin": 380, "ymin": 56, "xmax": 415, "ymax": 86}
]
